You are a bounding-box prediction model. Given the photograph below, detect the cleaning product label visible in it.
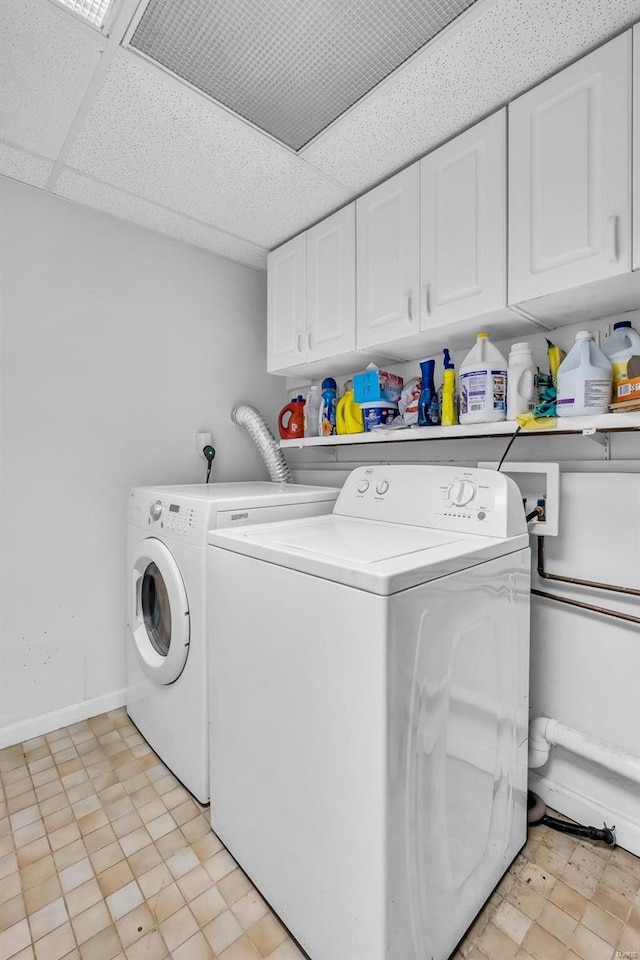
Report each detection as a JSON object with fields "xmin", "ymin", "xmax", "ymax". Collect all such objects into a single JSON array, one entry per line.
[
  {"xmin": 583, "ymin": 379, "xmax": 611, "ymax": 407},
  {"xmin": 460, "ymin": 369, "xmax": 487, "ymax": 414},
  {"xmin": 492, "ymin": 371, "xmax": 507, "ymax": 411}
]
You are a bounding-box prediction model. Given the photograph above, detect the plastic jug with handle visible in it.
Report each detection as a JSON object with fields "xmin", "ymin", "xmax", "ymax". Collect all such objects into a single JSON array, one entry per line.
[
  {"xmin": 336, "ymin": 381, "xmax": 364, "ymax": 434},
  {"xmin": 278, "ymin": 396, "xmax": 305, "ymax": 440}
]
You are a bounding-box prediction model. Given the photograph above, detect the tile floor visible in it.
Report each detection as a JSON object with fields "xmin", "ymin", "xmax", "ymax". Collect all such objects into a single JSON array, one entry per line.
[{"xmin": 0, "ymin": 709, "xmax": 638, "ymax": 960}]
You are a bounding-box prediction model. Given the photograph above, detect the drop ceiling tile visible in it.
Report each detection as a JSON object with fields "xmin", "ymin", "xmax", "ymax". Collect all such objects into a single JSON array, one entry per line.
[
  {"xmin": 65, "ymin": 51, "xmax": 356, "ymax": 249},
  {"xmin": 0, "ymin": 0, "xmax": 105, "ymax": 159},
  {"xmin": 0, "ymin": 142, "xmax": 54, "ymax": 188},
  {"xmin": 55, "ymin": 169, "xmax": 268, "ymax": 269},
  {"xmin": 301, "ymin": 0, "xmax": 640, "ymax": 190}
]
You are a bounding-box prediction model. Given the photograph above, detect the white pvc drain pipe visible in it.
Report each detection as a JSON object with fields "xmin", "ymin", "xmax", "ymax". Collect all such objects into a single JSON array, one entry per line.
[{"xmin": 529, "ymin": 717, "xmax": 640, "ymax": 784}]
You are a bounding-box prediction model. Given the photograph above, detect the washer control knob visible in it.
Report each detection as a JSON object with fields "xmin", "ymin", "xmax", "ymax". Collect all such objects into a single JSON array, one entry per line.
[
  {"xmin": 449, "ymin": 481, "xmax": 476, "ymax": 506},
  {"xmin": 149, "ymin": 500, "xmax": 163, "ymax": 520},
  {"xmin": 376, "ymin": 480, "xmax": 390, "ymax": 495},
  {"xmin": 357, "ymin": 480, "xmax": 370, "ymax": 494}
]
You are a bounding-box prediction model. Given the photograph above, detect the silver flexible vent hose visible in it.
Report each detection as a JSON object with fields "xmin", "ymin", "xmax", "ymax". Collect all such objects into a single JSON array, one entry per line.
[{"xmin": 231, "ymin": 404, "xmax": 292, "ymax": 483}]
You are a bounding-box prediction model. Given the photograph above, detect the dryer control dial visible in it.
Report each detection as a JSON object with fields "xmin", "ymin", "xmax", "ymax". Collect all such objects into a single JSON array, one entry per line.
[
  {"xmin": 449, "ymin": 481, "xmax": 476, "ymax": 506},
  {"xmin": 149, "ymin": 500, "xmax": 163, "ymax": 521},
  {"xmin": 357, "ymin": 480, "xmax": 370, "ymax": 494},
  {"xmin": 376, "ymin": 480, "xmax": 389, "ymax": 495}
]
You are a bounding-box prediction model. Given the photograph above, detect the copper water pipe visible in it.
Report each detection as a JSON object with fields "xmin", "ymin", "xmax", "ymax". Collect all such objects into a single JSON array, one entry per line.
[
  {"xmin": 531, "ymin": 589, "xmax": 640, "ymax": 625},
  {"xmin": 537, "ymin": 537, "xmax": 640, "ymax": 598}
]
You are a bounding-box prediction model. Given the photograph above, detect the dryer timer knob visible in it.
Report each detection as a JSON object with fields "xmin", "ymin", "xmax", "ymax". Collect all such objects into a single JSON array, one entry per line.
[
  {"xmin": 149, "ymin": 500, "xmax": 163, "ymax": 520},
  {"xmin": 449, "ymin": 481, "xmax": 476, "ymax": 506}
]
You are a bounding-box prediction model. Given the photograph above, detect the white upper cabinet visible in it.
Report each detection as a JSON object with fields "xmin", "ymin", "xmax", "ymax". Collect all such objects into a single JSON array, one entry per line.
[
  {"xmin": 306, "ymin": 205, "xmax": 355, "ymax": 362},
  {"xmin": 420, "ymin": 110, "xmax": 507, "ymax": 327},
  {"xmin": 634, "ymin": 24, "xmax": 640, "ymax": 271},
  {"xmin": 509, "ymin": 32, "xmax": 632, "ymax": 304},
  {"xmin": 356, "ymin": 165, "xmax": 420, "ymax": 351},
  {"xmin": 267, "ymin": 234, "xmax": 306, "ymax": 373}
]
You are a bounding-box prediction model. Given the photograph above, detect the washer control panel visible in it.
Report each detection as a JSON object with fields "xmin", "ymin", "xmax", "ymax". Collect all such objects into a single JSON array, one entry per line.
[{"xmin": 334, "ymin": 465, "xmax": 526, "ymax": 538}]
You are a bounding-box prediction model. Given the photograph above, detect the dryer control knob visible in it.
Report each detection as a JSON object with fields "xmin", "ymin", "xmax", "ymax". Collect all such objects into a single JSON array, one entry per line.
[
  {"xmin": 149, "ymin": 500, "xmax": 163, "ymax": 520},
  {"xmin": 357, "ymin": 480, "xmax": 370, "ymax": 493},
  {"xmin": 376, "ymin": 480, "xmax": 389, "ymax": 495},
  {"xmin": 449, "ymin": 481, "xmax": 476, "ymax": 506}
]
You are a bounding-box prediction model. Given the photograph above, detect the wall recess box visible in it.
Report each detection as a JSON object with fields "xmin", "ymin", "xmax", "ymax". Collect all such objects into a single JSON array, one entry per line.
[{"xmin": 477, "ymin": 461, "xmax": 560, "ymax": 536}]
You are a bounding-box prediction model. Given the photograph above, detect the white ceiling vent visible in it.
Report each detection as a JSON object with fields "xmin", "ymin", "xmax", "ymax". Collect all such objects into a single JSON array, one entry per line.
[
  {"xmin": 129, "ymin": 0, "xmax": 478, "ymax": 151},
  {"xmin": 56, "ymin": 0, "xmax": 113, "ymax": 29}
]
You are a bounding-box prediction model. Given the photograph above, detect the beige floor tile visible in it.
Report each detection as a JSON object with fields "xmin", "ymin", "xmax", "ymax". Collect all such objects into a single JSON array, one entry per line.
[
  {"xmin": 191, "ymin": 832, "xmax": 223, "ymax": 863},
  {"xmin": 148, "ymin": 882, "xmax": 185, "ymax": 924},
  {"xmin": 28, "ymin": 896, "xmax": 69, "ymax": 940},
  {"xmin": 561, "ymin": 861, "xmax": 599, "ymax": 899},
  {"xmin": 44, "ymin": 808, "xmax": 74, "ymax": 835},
  {"xmin": 476, "ymin": 921, "xmax": 519, "ymax": 960},
  {"xmin": 616, "ymin": 924, "xmax": 640, "ymax": 953},
  {"xmin": 204, "ymin": 849, "xmax": 237, "ymax": 883},
  {"xmin": 189, "ymin": 886, "xmax": 227, "ymax": 927},
  {"xmin": 77, "ymin": 923, "xmax": 122, "ymax": 960},
  {"xmin": 127, "ymin": 844, "xmax": 162, "ymax": 878},
  {"xmin": 602, "ymin": 863, "xmax": 640, "ymax": 900},
  {"xmin": 33, "ymin": 920, "xmax": 76, "ymax": 960},
  {"xmin": 218, "ymin": 869, "xmax": 254, "ymax": 907},
  {"xmin": 175, "ymin": 865, "xmax": 210, "ymax": 902},
  {"xmin": 17, "ymin": 837, "xmax": 50, "ymax": 869},
  {"xmin": 492, "ymin": 900, "xmax": 533, "ymax": 945},
  {"xmin": 155, "ymin": 830, "xmax": 188, "ymax": 861},
  {"xmin": 569, "ymin": 922, "xmax": 615, "ymax": 959},
  {"xmin": 264, "ymin": 940, "xmax": 307, "ymax": 960},
  {"xmin": 147, "ymin": 814, "xmax": 176, "ymax": 842},
  {"xmin": 137, "ymin": 800, "xmax": 165, "ymax": 825},
  {"xmin": 76, "ymin": 811, "xmax": 108, "ymax": 838},
  {"xmin": 10, "ymin": 807, "xmax": 40, "ymax": 832},
  {"xmin": 123, "ymin": 929, "xmax": 167, "ymax": 960},
  {"xmin": 24, "ymin": 874, "xmax": 63, "ymax": 914},
  {"xmin": 247, "ymin": 913, "xmax": 288, "ymax": 958},
  {"xmin": 171, "ymin": 800, "xmax": 199, "ymax": 828},
  {"xmin": 49, "ymin": 824, "xmax": 81, "ymax": 853},
  {"xmin": 118, "ymin": 828, "xmax": 151, "ymax": 858},
  {"xmin": 521, "ymin": 922, "xmax": 565, "ymax": 960},
  {"xmin": 628, "ymin": 904, "xmax": 640, "ymax": 932},
  {"xmin": 84, "ymin": 825, "xmax": 116, "ymax": 855},
  {"xmin": 53, "ymin": 839, "xmax": 87, "ymax": 872},
  {"xmin": 159, "ymin": 904, "xmax": 199, "ymax": 952},
  {"xmin": 537, "ymin": 900, "xmax": 578, "ymax": 944},
  {"xmin": 582, "ymin": 902, "xmax": 624, "ymax": 946},
  {"xmin": 97, "ymin": 860, "xmax": 134, "ymax": 899},
  {"xmin": 59, "ymin": 858, "xmax": 94, "ymax": 894},
  {"xmin": 71, "ymin": 901, "xmax": 111, "ymax": 945},
  {"xmin": 0, "ymin": 918, "xmax": 31, "ymax": 960},
  {"xmin": 231, "ymin": 890, "xmax": 269, "ymax": 931},
  {"xmin": 105, "ymin": 881, "xmax": 143, "ymax": 922},
  {"xmin": 64, "ymin": 879, "xmax": 103, "ymax": 919},
  {"xmin": 180, "ymin": 815, "xmax": 211, "ymax": 844},
  {"xmin": 138, "ymin": 863, "xmax": 172, "ymax": 900},
  {"xmin": 0, "ymin": 872, "xmax": 20, "ymax": 904},
  {"xmin": 204, "ymin": 909, "xmax": 244, "ymax": 954},
  {"xmin": 548, "ymin": 880, "xmax": 589, "ymax": 922},
  {"xmin": 88, "ymin": 841, "xmax": 124, "ymax": 876},
  {"xmin": 20, "ymin": 855, "xmax": 56, "ymax": 891},
  {"xmin": 592, "ymin": 880, "xmax": 632, "ymax": 923},
  {"xmin": 166, "ymin": 847, "xmax": 199, "ymax": 880},
  {"xmin": 0, "ymin": 894, "xmax": 26, "ymax": 933},
  {"xmin": 111, "ymin": 812, "xmax": 143, "ymax": 841},
  {"xmin": 611, "ymin": 847, "xmax": 640, "ymax": 882},
  {"xmin": 514, "ymin": 860, "xmax": 557, "ymax": 898},
  {"xmin": 0, "ymin": 853, "xmax": 18, "ymax": 880},
  {"xmin": 114, "ymin": 902, "xmax": 154, "ymax": 948},
  {"xmin": 219, "ymin": 933, "xmax": 261, "ymax": 960}
]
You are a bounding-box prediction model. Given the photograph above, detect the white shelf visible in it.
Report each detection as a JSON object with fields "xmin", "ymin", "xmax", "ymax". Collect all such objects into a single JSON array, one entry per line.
[{"xmin": 279, "ymin": 412, "xmax": 640, "ymax": 448}]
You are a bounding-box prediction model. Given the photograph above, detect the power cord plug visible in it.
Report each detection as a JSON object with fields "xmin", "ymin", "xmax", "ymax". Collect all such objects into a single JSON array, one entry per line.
[{"xmin": 203, "ymin": 445, "xmax": 216, "ymax": 484}]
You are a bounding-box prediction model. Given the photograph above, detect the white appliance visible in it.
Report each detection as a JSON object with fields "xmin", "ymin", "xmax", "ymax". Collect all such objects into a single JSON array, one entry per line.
[
  {"xmin": 126, "ymin": 481, "xmax": 339, "ymax": 803},
  {"xmin": 207, "ymin": 465, "xmax": 531, "ymax": 960}
]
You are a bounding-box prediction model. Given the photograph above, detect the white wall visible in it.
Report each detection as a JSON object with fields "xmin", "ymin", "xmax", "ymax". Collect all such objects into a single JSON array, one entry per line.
[
  {"xmin": 0, "ymin": 177, "xmax": 282, "ymax": 744},
  {"xmin": 284, "ymin": 317, "xmax": 640, "ymax": 853}
]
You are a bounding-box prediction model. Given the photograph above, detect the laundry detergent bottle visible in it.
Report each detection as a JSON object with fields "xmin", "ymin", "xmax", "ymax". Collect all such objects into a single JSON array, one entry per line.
[
  {"xmin": 507, "ymin": 342, "xmax": 538, "ymax": 420},
  {"xmin": 418, "ymin": 359, "xmax": 440, "ymax": 426},
  {"xmin": 556, "ymin": 331, "xmax": 612, "ymax": 417},
  {"xmin": 304, "ymin": 385, "xmax": 321, "ymax": 438},
  {"xmin": 602, "ymin": 321, "xmax": 640, "ymax": 386},
  {"xmin": 459, "ymin": 332, "xmax": 507, "ymax": 424},
  {"xmin": 336, "ymin": 380, "xmax": 364, "ymax": 434},
  {"xmin": 319, "ymin": 378, "xmax": 338, "ymax": 436},
  {"xmin": 277, "ymin": 396, "xmax": 305, "ymax": 439}
]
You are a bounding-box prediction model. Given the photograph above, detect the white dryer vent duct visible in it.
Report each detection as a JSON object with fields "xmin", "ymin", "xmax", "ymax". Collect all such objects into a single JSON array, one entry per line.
[{"xmin": 231, "ymin": 405, "xmax": 292, "ymax": 484}]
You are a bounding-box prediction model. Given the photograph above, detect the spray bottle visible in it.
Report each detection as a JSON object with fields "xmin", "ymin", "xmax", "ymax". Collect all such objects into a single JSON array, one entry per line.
[{"xmin": 418, "ymin": 359, "xmax": 440, "ymax": 426}]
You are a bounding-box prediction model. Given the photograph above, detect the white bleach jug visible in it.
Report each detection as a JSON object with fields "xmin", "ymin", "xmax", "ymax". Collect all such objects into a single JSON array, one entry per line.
[
  {"xmin": 556, "ymin": 331, "xmax": 612, "ymax": 417},
  {"xmin": 507, "ymin": 342, "xmax": 538, "ymax": 420}
]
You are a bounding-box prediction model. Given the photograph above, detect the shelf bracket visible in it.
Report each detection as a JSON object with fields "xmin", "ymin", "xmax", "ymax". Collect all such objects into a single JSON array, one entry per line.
[{"xmin": 582, "ymin": 428, "xmax": 610, "ymax": 460}]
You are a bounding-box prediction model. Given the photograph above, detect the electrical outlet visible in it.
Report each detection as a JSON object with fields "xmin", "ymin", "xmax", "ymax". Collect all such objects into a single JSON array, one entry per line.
[{"xmin": 196, "ymin": 432, "xmax": 212, "ymax": 456}]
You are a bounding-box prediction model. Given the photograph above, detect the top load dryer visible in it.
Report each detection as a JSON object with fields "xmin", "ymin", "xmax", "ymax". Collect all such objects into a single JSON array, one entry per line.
[
  {"xmin": 126, "ymin": 481, "xmax": 339, "ymax": 803},
  {"xmin": 207, "ymin": 465, "xmax": 531, "ymax": 960}
]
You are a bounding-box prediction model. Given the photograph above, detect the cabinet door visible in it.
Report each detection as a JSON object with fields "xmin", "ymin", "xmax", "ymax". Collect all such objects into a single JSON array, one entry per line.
[
  {"xmin": 420, "ymin": 110, "xmax": 506, "ymax": 326},
  {"xmin": 356, "ymin": 165, "xmax": 420, "ymax": 350},
  {"xmin": 306, "ymin": 204, "xmax": 355, "ymax": 362},
  {"xmin": 634, "ymin": 24, "xmax": 639, "ymax": 271},
  {"xmin": 509, "ymin": 32, "xmax": 631, "ymax": 303},
  {"xmin": 267, "ymin": 234, "xmax": 306, "ymax": 373}
]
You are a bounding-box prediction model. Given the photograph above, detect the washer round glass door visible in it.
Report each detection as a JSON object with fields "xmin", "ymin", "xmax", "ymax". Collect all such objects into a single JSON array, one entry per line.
[{"xmin": 130, "ymin": 538, "xmax": 190, "ymax": 684}]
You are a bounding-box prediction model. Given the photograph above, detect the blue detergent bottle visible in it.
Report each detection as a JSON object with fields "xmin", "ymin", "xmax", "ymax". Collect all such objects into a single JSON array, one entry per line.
[
  {"xmin": 418, "ymin": 359, "xmax": 440, "ymax": 426},
  {"xmin": 319, "ymin": 378, "xmax": 338, "ymax": 436}
]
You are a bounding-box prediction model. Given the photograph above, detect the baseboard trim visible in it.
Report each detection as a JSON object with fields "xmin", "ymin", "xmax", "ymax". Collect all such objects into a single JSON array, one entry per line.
[
  {"xmin": 0, "ymin": 689, "xmax": 127, "ymax": 749},
  {"xmin": 530, "ymin": 771, "xmax": 640, "ymax": 857}
]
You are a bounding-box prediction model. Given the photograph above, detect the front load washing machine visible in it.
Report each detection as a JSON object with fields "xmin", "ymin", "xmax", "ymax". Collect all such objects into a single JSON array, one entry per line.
[
  {"xmin": 126, "ymin": 481, "xmax": 339, "ymax": 803},
  {"xmin": 207, "ymin": 465, "xmax": 531, "ymax": 959}
]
